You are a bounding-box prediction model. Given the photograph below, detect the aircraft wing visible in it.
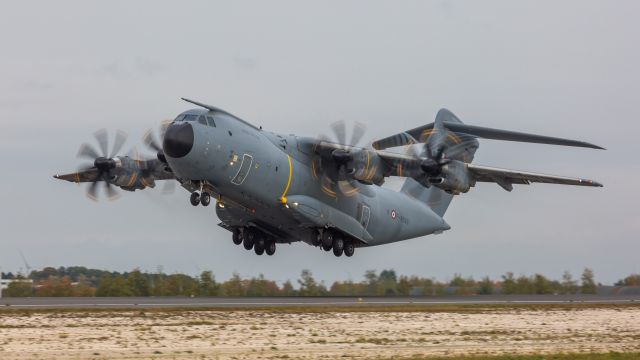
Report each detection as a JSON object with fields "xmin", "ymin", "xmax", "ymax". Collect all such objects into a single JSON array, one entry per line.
[
  {"xmin": 54, "ymin": 168, "xmax": 101, "ymax": 183},
  {"xmin": 467, "ymin": 164, "xmax": 603, "ymax": 191}
]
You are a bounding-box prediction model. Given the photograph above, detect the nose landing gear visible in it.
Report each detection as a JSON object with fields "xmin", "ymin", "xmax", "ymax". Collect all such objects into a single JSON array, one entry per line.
[
  {"xmin": 200, "ymin": 192, "xmax": 211, "ymax": 206},
  {"xmin": 190, "ymin": 191, "xmax": 211, "ymax": 206},
  {"xmin": 190, "ymin": 192, "xmax": 200, "ymax": 206}
]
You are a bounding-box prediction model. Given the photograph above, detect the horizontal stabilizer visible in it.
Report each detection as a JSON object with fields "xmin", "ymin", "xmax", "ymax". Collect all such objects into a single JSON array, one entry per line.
[
  {"xmin": 372, "ymin": 109, "xmax": 604, "ymax": 150},
  {"xmin": 444, "ymin": 122, "xmax": 604, "ymax": 149}
]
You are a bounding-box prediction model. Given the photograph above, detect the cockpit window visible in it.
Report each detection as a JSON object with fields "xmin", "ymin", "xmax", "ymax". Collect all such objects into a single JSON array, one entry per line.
[
  {"xmin": 174, "ymin": 114, "xmax": 185, "ymax": 122},
  {"xmin": 183, "ymin": 114, "xmax": 197, "ymax": 122},
  {"xmin": 198, "ymin": 115, "xmax": 207, "ymax": 125},
  {"xmin": 206, "ymin": 116, "xmax": 216, "ymax": 127}
]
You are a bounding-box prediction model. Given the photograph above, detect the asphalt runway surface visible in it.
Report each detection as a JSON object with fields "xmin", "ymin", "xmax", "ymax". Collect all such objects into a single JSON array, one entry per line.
[{"xmin": 1, "ymin": 295, "xmax": 638, "ymax": 309}]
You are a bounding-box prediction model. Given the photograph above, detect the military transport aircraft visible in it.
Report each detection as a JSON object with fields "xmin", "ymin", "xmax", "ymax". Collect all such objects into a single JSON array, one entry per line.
[{"xmin": 54, "ymin": 99, "xmax": 604, "ymax": 257}]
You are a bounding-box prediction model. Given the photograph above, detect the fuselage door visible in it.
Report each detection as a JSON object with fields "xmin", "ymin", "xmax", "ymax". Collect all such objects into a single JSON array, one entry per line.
[
  {"xmin": 358, "ymin": 203, "xmax": 371, "ymax": 229},
  {"xmin": 231, "ymin": 154, "xmax": 253, "ymax": 185}
]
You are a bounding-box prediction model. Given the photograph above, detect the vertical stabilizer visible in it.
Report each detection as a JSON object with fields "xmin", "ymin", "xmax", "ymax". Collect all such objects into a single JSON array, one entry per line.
[{"xmin": 401, "ymin": 178, "xmax": 454, "ymax": 217}]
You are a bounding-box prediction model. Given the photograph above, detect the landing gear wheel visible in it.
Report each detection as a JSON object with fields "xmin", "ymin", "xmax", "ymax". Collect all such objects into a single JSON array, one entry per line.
[
  {"xmin": 232, "ymin": 228, "xmax": 243, "ymax": 245},
  {"xmin": 265, "ymin": 241, "xmax": 276, "ymax": 256},
  {"xmin": 190, "ymin": 192, "xmax": 200, "ymax": 206},
  {"xmin": 200, "ymin": 192, "xmax": 211, "ymax": 206},
  {"xmin": 343, "ymin": 241, "xmax": 355, "ymax": 257},
  {"xmin": 321, "ymin": 231, "xmax": 333, "ymax": 251},
  {"xmin": 243, "ymin": 230, "xmax": 254, "ymax": 250},
  {"xmin": 332, "ymin": 236, "xmax": 344, "ymax": 257},
  {"xmin": 254, "ymin": 239, "xmax": 265, "ymax": 255}
]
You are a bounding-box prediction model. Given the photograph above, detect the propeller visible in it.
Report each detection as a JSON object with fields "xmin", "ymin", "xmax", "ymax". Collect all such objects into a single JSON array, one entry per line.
[
  {"xmin": 126, "ymin": 145, "xmax": 176, "ymax": 195},
  {"xmin": 139, "ymin": 120, "xmax": 176, "ymax": 194},
  {"xmin": 142, "ymin": 120, "xmax": 171, "ymax": 163},
  {"xmin": 420, "ymin": 118, "xmax": 450, "ymax": 176},
  {"xmin": 76, "ymin": 129, "xmax": 128, "ymax": 201},
  {"xmin": 403, "ymin": 118, "xmax": 477, "ymax": 181},
  {"xmin": 313, "ymin": 120, "xmax": 368, "ymax": 197}
]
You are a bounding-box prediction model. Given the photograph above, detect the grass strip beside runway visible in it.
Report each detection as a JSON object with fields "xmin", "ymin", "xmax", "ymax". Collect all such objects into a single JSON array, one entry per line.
[
  {"xmin": 1, "ymin": 302, "xmax": 639, "ymax": 314},
  {"xmin": 383, "ymin": 353, "xmax": 640, "ymax": 360}
]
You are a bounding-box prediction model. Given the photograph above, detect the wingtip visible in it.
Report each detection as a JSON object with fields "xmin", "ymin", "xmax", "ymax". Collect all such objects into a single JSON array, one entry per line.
[{"xmin": 584, "ymin": 179, "xmax": 604, "ymax": 187}]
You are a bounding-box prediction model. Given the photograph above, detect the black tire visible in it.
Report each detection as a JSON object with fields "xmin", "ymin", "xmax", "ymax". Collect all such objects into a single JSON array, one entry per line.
[
  {"xmin": 243, "ymin": 230, "xmax": 254, "ymax": 250},
  {"xmin": 333, "ymin": 245, "xmax": 343, "ymax": 257},
  {"xmin": 232, "ymin": 228, "xmax": 242, "ymax": 245},
  {"xmin": 321, "ymin": 231, "xmax": 333, "ymax": 251},
  {"xmin": 332, "ymin": 236, "xmax": 344, "ymax": 252},
  {"xmin": 265, "ymin": 241, "xmax": 276, "ymax": 256},
  {"xmin": 343, "ymin": 241, "xmax": 355, "ymax": 257},
  {"xmin": 200, "ymin": 192, "xmax": 211, "ymax": 206},
  {"xmin": 190, "ymin": 192, "xmax": 200, "ymax": 206},
  {"xmin": 254, "ymin": 239, "xmax": 265, "ymax": 255}
]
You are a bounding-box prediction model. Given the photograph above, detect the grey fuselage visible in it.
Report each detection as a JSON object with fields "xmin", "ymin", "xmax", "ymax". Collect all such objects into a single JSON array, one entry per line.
[{"xmin": 165, "ymin": 109, "xmax": 451, "ymax": 247}]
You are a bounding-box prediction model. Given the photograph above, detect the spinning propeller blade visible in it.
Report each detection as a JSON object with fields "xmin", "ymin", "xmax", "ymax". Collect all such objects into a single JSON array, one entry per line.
[
  {"xmin": 313, "ymin": 121, "xmax": 369, "ymax": 197},
  {"xmin": 73, "ymin": 129, "xmax": 129, "ymax": 201}
]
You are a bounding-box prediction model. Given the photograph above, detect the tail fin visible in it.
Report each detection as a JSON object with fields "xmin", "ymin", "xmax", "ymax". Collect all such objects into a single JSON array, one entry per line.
[{"xmin": 401, "ymin": 178, "xmax": 453, "ymax": 217}]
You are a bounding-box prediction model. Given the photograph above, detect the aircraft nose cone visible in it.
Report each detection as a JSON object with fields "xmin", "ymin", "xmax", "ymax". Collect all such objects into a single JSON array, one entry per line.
[{"xmin": 163, "ymin": 122, "xmax": 194, "ymax": 158}]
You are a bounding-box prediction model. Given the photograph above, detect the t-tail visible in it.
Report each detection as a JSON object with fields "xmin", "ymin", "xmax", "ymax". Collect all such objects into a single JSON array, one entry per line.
[{"xmin": 370, "ymin": 109, "xmax": 604, "ymax": 218}]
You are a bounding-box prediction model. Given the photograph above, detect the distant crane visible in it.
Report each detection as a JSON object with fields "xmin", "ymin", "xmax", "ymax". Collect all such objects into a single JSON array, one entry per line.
[{"xmin": 18, "ymin": 250, "xmax": 33, "ymax": 278}]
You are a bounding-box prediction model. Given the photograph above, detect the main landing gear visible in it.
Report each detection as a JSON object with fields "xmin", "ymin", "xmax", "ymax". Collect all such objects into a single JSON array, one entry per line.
[
  {"xmin": 190, "ymin": 191, "xmax": 211, "ymax": 206},
  {"xmin": 232, "ymin": 227, "xmax": 276, "ymax": 256},
  {"xmin": 319, "ymin": 229, "xmax": 355, "ymax": 257}
]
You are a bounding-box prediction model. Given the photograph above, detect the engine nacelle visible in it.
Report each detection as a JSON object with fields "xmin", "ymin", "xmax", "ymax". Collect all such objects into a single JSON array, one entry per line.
[
  {"xmin": 109, "ymin": 156, "xmax": 173, "ymax": 191},
  {"xmin": 351, "ymin": 149, "xmax": 385, "ymax": 186},
  {"xmin": 428, "ymin": 160, "xmax": 474, "ymax": 194}
]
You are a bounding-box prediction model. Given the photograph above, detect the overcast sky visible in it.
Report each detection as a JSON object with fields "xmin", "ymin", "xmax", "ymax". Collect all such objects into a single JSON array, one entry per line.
[{"xmin": 1, "ymin": 1, "xmax": 638, "ymax": 285}]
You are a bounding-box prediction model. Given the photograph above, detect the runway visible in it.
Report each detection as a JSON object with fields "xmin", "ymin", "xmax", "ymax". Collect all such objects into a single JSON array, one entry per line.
[{"xmin": 1, "ymin": 294, "xmax": 638, "ymax": 309}]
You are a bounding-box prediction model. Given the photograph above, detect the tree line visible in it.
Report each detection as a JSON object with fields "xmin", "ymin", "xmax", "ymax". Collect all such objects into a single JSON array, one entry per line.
[{"xmin": 2, "ymin": 266, "xmax": 639, "ymax": 297}]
